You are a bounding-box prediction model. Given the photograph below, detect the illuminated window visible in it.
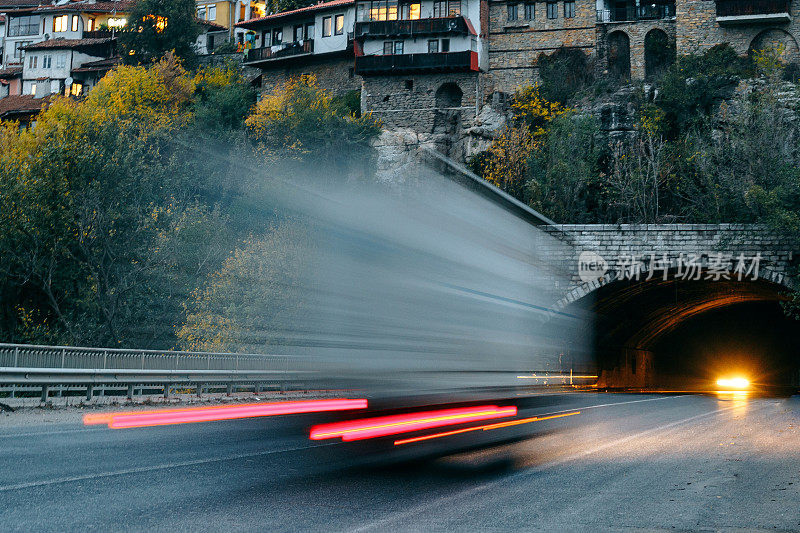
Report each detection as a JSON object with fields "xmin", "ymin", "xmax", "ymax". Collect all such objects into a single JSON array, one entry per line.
[
  {"xmin": 400, "ymin": 2, "xmax": 420, "ymax": 19},
  {"xmin": 30, "ymin": 84, "xmax": 36, "ymax": 95},
  {"xmin": 53, "ymin": 14, "xmax": 68, "ymax": 32},
  {"xmin": 507, "ymin": 3, "xmax": 518, "ymax": 21},
  {"xmin": 334, "ymin": 14, "xmax": 344, "ymax": 35},
  {"xmin": 564, "ymin": 0, "xmax": 575, "ymax": 17},
  {"xmin": 71, "ymin": 15, "xmax": 79, "ymax": 31},
  {"xmin": 547, "ymin": 1, "xmax": 557, "ymax": 18},
  {"xmin": 524, "ymin": 2, "xmax": 534, "ymax": 20},
  {"xmin": 87, "ymin": 18, "xmax": 95, "ymax": 31},
  {"xmin": 70, "ymin": 82, "xmax": 83, "ymax": 96},
  {"xmin": 322, "ymin": 16, "xmax": 332, "ymax": 36},
  {"xmin": 447, "ymin": 0, "xmax": 460, "ymax": 16},
  {"xmin": 108, "ymin": 17, "xmax": 128, "ymax": 28}
]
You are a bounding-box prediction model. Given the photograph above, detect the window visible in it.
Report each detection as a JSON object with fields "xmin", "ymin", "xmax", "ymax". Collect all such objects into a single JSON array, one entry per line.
[
  {"xmin": 322, "ymin": 16, "xmax": 332, "ymax": 36},
  {"xmin": 262, "ymin": 30, "xmax": 270, "ymax": 46},
  {"xmin": 197, "ymin": 5, "xmax": 206, "ymax": 18},
  {"xmin": 42, "ymin": 54, "xmax": 51, "ymax": 68},
  {"xmin": 208, "ymin": 5, "xmax": 217, "ymax": 20},
  {"xmin": 29, "ymin": 55, "xmax": 37, "ymax": 68},
  {"xmin": 56, "ymin": 54, "xmax": 66, "ymax": 68},
  {"xmin": 394, "ymin": 40, "xmax": 403, "ymax": 54},
  {"xmin": 507, "ymin": 3, "xmax": 518, "ymax": 21},
  {"xmin": 547, "ymin": 1, "xmax": 557, "ymax": 18},
  {"xmin": 208, "ymin": 34, "xmax": 215, "ymax": 50},
  {"xmin": 524, "ymin": 2, "xmax": 534, "ymax": 20},
  {"xmin": 71, "ymin": 15, "xmax": 79, "ymax": 31},
  {"xmin": 12, "ymin": 41, "xmax": 31, "ymax": 58},
  {"xmin": 400, "ymin": 2, "xmax": 420, "ymax": 19},
  {"xmin": 294, "ymin": 24, "xmax": 303, "ymax": 42},
  {"xmin": 9, "ymin": 15, "xmax": 39, "ymax": 36},
  {"xmin": 53, "ymin": 14, "xmax": 68, "ymax": 32},
  {"xmin": 272, "ymin": 28, "xmax": 282, "ymax": 44},
  {"xmin": 357, "ymin": 4, "xmax": 367, "ymax": 21},
  {"xmin": 564, "ymin": 0, "xmax": 575, "ymax": 18},
  {"xmin": 383, "ymin": 41, "xmax": 393, "ymax": 55},
  {"xmin": 428, "ymin": 39, "xmax": 438, "ymax": 53},
  {"xmin": 432, "ymin": 0, "xmax": 446, "ymax": 17},
  {"xmin": 447, "ymin": 0, "xmax": 460, "ymax": 16},
  {"xmin": 334, "ymin": 14, "xmax": 344, "ymax": 35},
  {"xmin": 305, "ymin": 23, "xmax": 314, "ymax": 39},
  {"xmin": 70, "ymin": 82, "xmax": 83, "ymax": 97},
  {"xmin": 441, "ymin": 37, "xmax": 450, "ymax": 52},
  {"xmin": 87, "ymin": 18, "xmax": 95, "ymax": 31},
  {"xmin": 107, "ymin": 17, "xmax": 127, "ymax": 28}
]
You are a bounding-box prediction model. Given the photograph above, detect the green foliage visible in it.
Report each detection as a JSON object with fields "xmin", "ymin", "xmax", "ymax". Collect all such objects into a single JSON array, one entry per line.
[
  {"xmin": 526, "ymin": 113, "xmax": 606, "ymax": 222},
  {"xmin": 331, "ymin": 90, "xmax": 362, "ymax": 118},
  {"xmin": 193, "ymin": 63, "xmax": 257, "ymax": 132},
  {"xmin": 245, "ymin": 75, "xmax": 381, "ymax": 173},
  {"xmin": 536, "ymin": 47, "xmax": 595, "ymax": 104},
  {"xmin": 273, "ymin": 0, "xmax": 316, "ymax": 13},
  {"xmin": 657, "ymin": 44, "xmax": 750, "ymax": 138},
  {"xmin": 119, "ymin": 0, "xmax": 202, "ymax": 67}
]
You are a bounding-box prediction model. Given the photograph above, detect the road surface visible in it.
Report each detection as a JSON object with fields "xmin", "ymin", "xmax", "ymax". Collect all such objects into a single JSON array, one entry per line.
[{"xmin": 2, "ymin": 393, "xmax": 799, "ymax": 531}]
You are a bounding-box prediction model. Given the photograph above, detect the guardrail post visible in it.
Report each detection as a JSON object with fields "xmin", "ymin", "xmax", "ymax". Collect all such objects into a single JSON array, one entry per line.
[
  {"xmin": 226, "ymin": 383, "xmax": 233, "ymax": 396},
  {"xmin": 61, "ymin": 348, "xmax": 66, "ymax": 368},
  {"xmin": 197, "ymin": 383, "xmax": 204, "ymax": 397},
  {"xmin": 127, "ymin": 384, "xmax": 134, "ymax": 399},
  {"xmin": 13, "ymin": 346, "xmax": 19, "ymax": 367},
  {"xmin": 86, "ymin": 385, "xmax": 93, "ymax": 401},
  {"xmin": 207, "ymin": 353, "xmax": 210, "ymax": 370},
  {"xmin": 254, "ymin": 382, "xmax": 260, "ymax": 395},
  {"xmin": 103, "ymin": 350, "xmax": 107, "ymax": 369},
  {"xmin": 164, "ymin": 384, "xmax": 170, "ymax": 398},
  {"xmin": 41, "ymin": 384, "xmax": 49, "ymax": 402},
  {"xmin": 141, "ymin": 350, "xmax": 145, "ymax": 369}
]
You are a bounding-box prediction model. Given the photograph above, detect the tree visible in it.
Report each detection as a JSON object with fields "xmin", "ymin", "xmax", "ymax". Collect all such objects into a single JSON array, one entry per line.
[
  {"xmin": 245, "ymin": 74, "xmax": 381, "ymax": 175},
  {"xmin": 119, "ymin": 0, "xmax": 202, "ymax": 67}
]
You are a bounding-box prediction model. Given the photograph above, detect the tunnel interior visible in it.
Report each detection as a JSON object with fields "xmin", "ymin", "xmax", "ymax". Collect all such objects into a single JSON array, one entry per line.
[{"xmin": 577, "ymin": 274, "xmax": 800, "ymax": 393}]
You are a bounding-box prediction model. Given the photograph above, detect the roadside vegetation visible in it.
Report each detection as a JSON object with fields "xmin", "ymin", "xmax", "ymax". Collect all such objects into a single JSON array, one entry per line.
[{"xmin": 0, "ymin": 54, "xmax": 380, "ymax": 350}]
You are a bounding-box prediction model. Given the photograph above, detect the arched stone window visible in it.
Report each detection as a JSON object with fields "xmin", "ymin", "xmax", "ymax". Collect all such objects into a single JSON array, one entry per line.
[
  {"xmin": 435, "ymin": 82, "xmax": 463, "ymax": 109},
  {"xmin": 644, "ymin": 28, "xmax": 675, "ymax": 80},
  {"xmin": 607, "ymin": 31, "xmax": 631, "ymax": 80},
  {"xmin": 749, "ymin": 28, "xmax": 800, "ymax": 63}
]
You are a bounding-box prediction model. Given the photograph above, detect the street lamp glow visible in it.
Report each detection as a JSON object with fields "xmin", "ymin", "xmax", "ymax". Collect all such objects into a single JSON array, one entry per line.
[{"xmin": 716, "ymin": 377, "xmax": 750, "ymax": 389}]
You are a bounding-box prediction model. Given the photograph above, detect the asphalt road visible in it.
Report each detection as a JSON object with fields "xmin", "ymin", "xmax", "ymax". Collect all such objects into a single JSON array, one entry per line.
[{"xmin": 2, "ymin": 393, "xmax": 799, "ymax": 531}]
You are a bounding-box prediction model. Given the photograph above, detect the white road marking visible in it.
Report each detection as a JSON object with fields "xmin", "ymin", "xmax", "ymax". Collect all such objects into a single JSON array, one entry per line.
[
  {"xmin": 0, "ymin": 443, "xmax": 332, "ymax": 492},
  {"xmin": 351, "ymin": 400, "xmax": 747, "ymax": 533}
]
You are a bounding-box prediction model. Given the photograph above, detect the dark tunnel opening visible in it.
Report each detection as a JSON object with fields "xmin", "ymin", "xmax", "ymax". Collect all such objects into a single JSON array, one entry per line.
[{"xmin": 579, "ymin": 275, "xmax": 800, "ymax": 394}]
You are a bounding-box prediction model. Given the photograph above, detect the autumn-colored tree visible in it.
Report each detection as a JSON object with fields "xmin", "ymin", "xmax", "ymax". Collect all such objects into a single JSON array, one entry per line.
[{"xmin": 246, "ymin": 74, "xmax": 381, "ymax": 175}]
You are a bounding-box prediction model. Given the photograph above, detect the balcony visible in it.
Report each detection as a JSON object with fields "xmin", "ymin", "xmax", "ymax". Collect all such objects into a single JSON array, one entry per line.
[
  {"xmin": 596, "ymin": 3, "xmax": 675, "ymax": 22},
  {"xmin": 716, "ymin": 0, "xmax": 791, "ymax": 24},
  {"xmin": 244, "ymin": 40, "xmax": 314, "ymax": 64},
  {"xmin": 354, "ymin": 16, "xmax": 470, "ymax": 39},
  {"xmin": 355, "ymin": 50, "xmax": 477, "ymax": 74}
]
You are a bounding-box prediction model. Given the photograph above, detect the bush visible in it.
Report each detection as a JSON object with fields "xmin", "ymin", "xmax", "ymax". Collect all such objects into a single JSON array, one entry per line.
[
  {"xmin": 536, "ymin": 47, "xmax": 595, "ymax": 104},
  {"xmin": 657, "ymin": 44, "xmax": 750, "ymax": 138}
]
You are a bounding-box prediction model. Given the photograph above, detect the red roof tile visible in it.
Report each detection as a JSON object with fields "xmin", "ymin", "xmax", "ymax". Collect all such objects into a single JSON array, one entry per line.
[
  {"xmin": 35, "ymin": 0, "xmax": 135, "ymax": 13},
  {"xmin": 0, "ymin": 94, "xmax": 51, "ymax": 118},
  {"xmin": 0, "ymin": 66, "xmax": 23, "ymax": 79},
  {"xmin": 23, "ymin": 37, "xmax": 114, "ymax": 50},
  {"xmin": 237, "ymin": 0, "xmax": 354, "ymax": 28}
]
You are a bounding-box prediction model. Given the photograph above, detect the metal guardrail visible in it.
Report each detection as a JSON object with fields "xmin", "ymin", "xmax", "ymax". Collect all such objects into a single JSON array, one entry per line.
[{"xmin": 0, "ymin": 343, "xmax": 310, "ymax": 402}]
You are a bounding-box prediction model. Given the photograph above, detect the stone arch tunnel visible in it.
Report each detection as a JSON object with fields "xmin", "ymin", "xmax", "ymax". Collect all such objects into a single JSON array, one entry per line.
[{"xmin": 548, "ymin": 224, "xmax": 800, "ymax": 392}]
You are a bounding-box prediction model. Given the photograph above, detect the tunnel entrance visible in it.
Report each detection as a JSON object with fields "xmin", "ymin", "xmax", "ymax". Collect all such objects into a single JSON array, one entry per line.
[{"xmin": 572, "ymin": 274, "xmax": 800, "ymax": 394}]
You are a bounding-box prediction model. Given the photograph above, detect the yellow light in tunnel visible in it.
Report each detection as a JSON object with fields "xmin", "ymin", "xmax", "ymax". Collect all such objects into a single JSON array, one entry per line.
[{"xmin": 716, "ymin": 377, "xmax": 750, "ymax": 389}]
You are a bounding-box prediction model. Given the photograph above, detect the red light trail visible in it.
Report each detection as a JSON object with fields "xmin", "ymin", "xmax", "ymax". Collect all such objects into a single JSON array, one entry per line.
[
  {"xmin": 309, "ymin": 405, "xmax": 517, "ymax": 441},
  {"xmin": 83, "ymin": 398, "xmax": 368, "ymax": 429}
]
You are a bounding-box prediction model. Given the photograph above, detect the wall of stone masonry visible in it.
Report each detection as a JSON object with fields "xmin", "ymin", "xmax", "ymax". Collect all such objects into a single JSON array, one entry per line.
[
  {"xmin": 486, "ymin": 0, "xmax": 597, "ymax": 94},
  {"xmin": 595, "ymin": 20, "xmax": 676, "ymax": 80},
  {"xmin": 676, "ymin": 0, "xmax": 800, "ymax": 58},
  {"xmin": 258, "ymin": 56, "xmax": 361, "ymax": 96},
  {"xmin": 361, "ymin": 72, "xmax": 480, "ymax": 130}
]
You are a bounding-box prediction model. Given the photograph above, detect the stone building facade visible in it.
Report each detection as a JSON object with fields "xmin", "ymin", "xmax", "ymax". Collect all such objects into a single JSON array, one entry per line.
[{"xmin": 258, "ymin": 56, "xmax": 361, "ymax": 96}]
